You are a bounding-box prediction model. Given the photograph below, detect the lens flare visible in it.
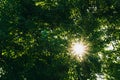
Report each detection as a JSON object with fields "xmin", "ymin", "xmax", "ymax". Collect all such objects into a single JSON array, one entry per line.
[
  {"xmin": 72, "ymin": 42, "xmax": 86, "ymax": 55},
  {"xmin": 70, "ymin": 40, "xmax": 89, "ymax": 58}
]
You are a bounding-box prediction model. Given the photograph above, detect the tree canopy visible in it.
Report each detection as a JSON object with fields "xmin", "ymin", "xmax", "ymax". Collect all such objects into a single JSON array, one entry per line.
[{"xmin": 0, "ymin": 0, "xmax": 120, "ymax": 80}]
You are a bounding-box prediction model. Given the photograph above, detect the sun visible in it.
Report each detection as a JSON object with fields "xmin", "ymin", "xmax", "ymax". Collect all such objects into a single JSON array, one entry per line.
[
  {"xmin": 72, "ymin": 42, "xmax": 86, "ymax": 55},
  {"xmin": 71, "ymin": 41, "xmax": 89, "ymax": 57}
]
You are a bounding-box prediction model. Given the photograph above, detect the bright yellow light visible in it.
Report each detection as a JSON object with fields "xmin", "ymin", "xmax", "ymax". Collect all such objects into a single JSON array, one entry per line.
[
  {"xmin": 72, "ymin": 42, "xmax": 86, "ymax": 56},
  {"xmin": 72, "ymin": 42, "xmax": 86, "ymax": 55},
  {"xmin": 71, "ymin": 41, "xmax": 89, "ymax": 58}
]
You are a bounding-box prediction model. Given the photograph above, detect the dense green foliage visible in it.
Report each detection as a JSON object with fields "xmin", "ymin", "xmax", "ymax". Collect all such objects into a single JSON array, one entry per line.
[{"xmin": 0, "ymin": 0, "xmax": 120, "ymax": 80}]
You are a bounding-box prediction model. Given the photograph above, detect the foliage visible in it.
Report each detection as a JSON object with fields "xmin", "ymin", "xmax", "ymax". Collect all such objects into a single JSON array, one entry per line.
[{"xmin": 0, "ymin": 0, "xmax": 120, "ymax": 80}]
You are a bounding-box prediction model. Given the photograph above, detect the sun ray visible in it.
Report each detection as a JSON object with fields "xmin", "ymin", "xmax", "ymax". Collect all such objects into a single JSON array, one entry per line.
[
  {"xmin": 72, "ymin": 42, "xmax": 86, "ymax": 55},
  {"xmin": 69, "ymin": 39, "xmax": 90, "ymax": 59}
]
